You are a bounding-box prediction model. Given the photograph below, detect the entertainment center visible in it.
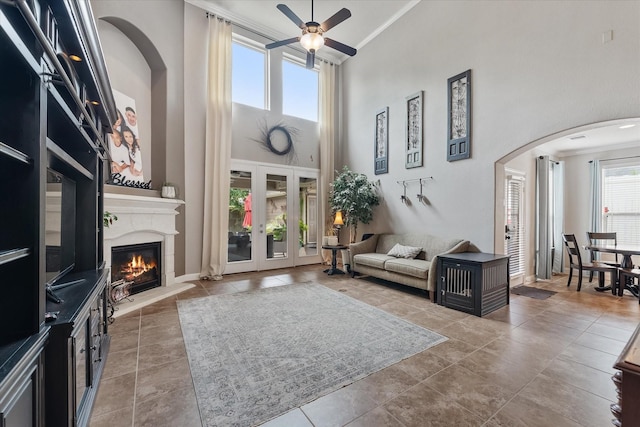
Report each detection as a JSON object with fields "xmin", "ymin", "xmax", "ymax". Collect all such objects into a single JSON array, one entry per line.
[{"xmin": 0, "ymin": 0, "xmax": 115, "ymax": 425}]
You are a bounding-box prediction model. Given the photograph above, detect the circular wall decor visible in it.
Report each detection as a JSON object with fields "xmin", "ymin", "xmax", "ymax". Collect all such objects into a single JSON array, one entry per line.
[{"xmin": 265, "ymin": 125, "xmax": 293, "ymax": 155}]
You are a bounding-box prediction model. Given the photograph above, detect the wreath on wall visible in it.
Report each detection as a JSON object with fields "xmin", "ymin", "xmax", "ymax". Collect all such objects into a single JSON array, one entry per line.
[
  {"xmin": 266, "ymin": 125, "xmax": 293, "ymax": 155},
  {"xmin": 256, "ymin": 121, "xmax": 299, "ymax": 164}
]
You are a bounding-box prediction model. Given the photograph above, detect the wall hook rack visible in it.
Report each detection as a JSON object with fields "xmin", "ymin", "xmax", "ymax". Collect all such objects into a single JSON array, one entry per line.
[
  {"xmin": 396, "ymin": 176, "xmax": 433, "ymax": 186},
  {"xmin": 417, "ymin": 179, "xmax": 426, "ymax": 202},
  {"xmin": 399, "ymin": 181, "xmax": 411, "ymax": 205},
  {"xmin": 396, "ymin": 177, "xmax": 433, "ymax": 205}
]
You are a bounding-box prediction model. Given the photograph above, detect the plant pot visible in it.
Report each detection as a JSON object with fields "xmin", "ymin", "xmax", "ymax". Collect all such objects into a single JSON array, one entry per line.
[{"xmin": 162, "ymin": 185, "xmax": 176, "ymax": 198}]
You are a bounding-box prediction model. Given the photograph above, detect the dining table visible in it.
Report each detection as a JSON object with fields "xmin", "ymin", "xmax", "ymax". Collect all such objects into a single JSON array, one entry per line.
[{"xmin": 587, "ymin": 243, "xmax": 640, "ymax": 297}]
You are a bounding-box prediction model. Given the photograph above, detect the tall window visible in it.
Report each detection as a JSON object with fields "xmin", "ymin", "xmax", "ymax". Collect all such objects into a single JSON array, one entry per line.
[
  {"xmin": 232, "ymin": 41, "xmax": 266, "ymax": 109},
  {"xmin": 601, "ymin": 159, "xmax": 640, "ymax": 245},
  {"xmin": 282, "ymin": 58, "xmax": 318, "ymax": 122},
  {"xmin": 505, "ymin": 174, "xmax": 525, "ymax": 278}
]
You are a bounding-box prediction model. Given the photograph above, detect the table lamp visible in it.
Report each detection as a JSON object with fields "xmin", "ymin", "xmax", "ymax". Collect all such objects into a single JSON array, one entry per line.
[{"xmin": 333, "ymin": 211, "xmax": 344, "ymax": 244}]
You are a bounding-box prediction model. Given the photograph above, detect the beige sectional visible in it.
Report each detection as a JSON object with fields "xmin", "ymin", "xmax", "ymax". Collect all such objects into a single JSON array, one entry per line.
[{"xmin": 348, "ymin": 233, "xmax": 477, "ymax": 301}]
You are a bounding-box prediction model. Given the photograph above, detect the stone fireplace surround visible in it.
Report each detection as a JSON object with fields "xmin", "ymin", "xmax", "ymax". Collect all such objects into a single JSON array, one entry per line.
[{"xmin": 104, "ymin": 192, "xmax": 194, "ymax": 316}]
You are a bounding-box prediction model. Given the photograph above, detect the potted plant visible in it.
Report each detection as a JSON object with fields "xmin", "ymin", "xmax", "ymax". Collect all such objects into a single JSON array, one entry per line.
[
  {"xmin": 103, "ymin": 211, "xmax": 118, "ymax": 228},
  {"xmin": 329, "ymin": 166, "xmax": 380, "ymax": 244}
]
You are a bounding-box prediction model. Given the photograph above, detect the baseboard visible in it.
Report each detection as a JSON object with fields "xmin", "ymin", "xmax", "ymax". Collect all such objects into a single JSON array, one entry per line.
[{"xmin": 175, "ymin": 273, "xmax": 201, "ymax": 282}]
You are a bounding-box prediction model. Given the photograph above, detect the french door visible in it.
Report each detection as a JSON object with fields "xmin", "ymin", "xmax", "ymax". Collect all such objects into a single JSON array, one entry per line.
[{"xmin": 226, "ymin": 160, "xmax": 321, "ymax": 274}]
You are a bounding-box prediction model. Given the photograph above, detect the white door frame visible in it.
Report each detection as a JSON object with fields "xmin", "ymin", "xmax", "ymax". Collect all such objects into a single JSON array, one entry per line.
[{"xmin": 226, "ymin": 160, "xmax": 321, "ymax": 274}]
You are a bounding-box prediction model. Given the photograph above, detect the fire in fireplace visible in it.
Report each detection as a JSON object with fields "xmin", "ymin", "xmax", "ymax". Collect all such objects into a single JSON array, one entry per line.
[{"xmin": 111, "ymin": 242, "xmax": 161, "ymax": 295}]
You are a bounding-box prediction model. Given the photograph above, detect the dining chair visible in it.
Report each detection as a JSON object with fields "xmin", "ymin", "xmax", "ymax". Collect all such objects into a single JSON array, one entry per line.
[
  {"xmin": 619, "ymin": 268, "xmax": 640, "ymax": 304},
  {"xmin": 562, "ymin": 234, "xmax": 617, "ymax": 292},
  {"xmin": 586, "ymin": 232, "xmax": 620, "ymax": 284}
]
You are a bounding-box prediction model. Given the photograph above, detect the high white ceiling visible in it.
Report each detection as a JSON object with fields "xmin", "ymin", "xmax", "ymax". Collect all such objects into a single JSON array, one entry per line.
[
  {"xmin": 191, "ymin": 0, "xmax": 639, "ymax": 156},
  {"xmin": 192, "ymin": 0, "xmax": 420, "ymax": 63}
]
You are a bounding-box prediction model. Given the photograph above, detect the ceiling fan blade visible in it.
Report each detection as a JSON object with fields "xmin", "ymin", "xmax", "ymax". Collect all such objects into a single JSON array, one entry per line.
[
  {"xmin": 320, "ymin": 8, "xmax": 351, "ymax": 32},
  {"xmin": 324, "ymin": 38, "xmax": 357, "ymax": 56},
  {"xmin": 265, "ymin": 37, "xmax": 300, "ymax": 50},
  {"xmin": 306, "ymin": 51, "xmax": 315, "ymax": 69},
  {"xmin": 277, "ymin": 4, "xmax": 306, "ymax": 29}
]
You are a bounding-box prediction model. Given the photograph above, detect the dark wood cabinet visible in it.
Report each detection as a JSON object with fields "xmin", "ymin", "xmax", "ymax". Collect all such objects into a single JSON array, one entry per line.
[
  {"xmin": 437, "ymin": 252, "xmax": 510, "ymax": 317},
  {"xmin": 45, "ymin": 270, "xmax": 110, "ymax": 427},
  {"xmin": 612, "ymin": 324, "xmax": 640, "ymax": 426},
  {"xmin": 0, "ymin": 1, "xmax": 115, "ymax": 425},
  {"xmin": 0, "ymin": 330, "xmax": 48, "ymax": 427}
]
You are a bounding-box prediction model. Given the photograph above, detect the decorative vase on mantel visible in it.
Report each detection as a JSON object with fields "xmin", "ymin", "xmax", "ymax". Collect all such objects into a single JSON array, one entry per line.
[{"xmin": 161, "ymin": 183, "xmax": 176, "ymax": 199}]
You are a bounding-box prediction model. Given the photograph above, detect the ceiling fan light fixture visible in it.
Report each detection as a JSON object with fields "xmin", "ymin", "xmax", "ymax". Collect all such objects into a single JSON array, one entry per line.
[{"xmin": 300, "ymin": 31, "xmax": 324, "ymax": 52}]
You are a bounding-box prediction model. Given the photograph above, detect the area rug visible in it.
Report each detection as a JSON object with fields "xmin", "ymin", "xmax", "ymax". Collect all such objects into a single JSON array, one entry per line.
[
  {"xmin": 511, "ymin": 285, "xmax": 557, "ymax": 300},
  {"xmin": 177, "ymin": 282, "xmax": 447, "ymax": 426}
]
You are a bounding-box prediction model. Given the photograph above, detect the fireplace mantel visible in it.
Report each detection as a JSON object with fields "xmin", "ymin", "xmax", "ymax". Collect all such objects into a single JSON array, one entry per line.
[{"xmin": 104, "ymin": 192, "xmax": 193, "ymax": 316}]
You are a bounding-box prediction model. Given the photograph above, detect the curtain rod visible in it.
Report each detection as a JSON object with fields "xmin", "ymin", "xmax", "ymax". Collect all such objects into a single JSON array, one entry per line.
[{"xmin": 588, "ymin": 155, "xmax": 640, "ymax": 163}]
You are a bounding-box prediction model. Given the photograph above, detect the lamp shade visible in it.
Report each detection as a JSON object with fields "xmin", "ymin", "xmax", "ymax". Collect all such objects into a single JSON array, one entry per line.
[
  {"xmin": 300, "ymin": 32, "xmax": 324, "ymax": 52},
  {"xmin": 333, "ymin": 210, "xmax": 344, "ymax": 226}
]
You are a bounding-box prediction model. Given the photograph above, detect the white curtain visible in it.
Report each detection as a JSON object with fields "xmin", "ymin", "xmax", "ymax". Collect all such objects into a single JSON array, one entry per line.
[
  {"xmin": 535, "ymin": 156, "xmax": 551, "ymax": 279},
  {"xmin": 200, "ymin": 17, "xmax": 232, "ymax": 280},
  {"xmin": 551, "ymin": 161, "xmax": 564, "ymax": 273},
  {"xmin": 319, "ymin": 61, "xmax": 336, "ymax": 263},
  {"xmin": 536, "ymin": 156, "xmax": 565, "ymax": 278},
  {"xmin": 588, "ymin": 160, "xmax": 601, "ymax": 233}
]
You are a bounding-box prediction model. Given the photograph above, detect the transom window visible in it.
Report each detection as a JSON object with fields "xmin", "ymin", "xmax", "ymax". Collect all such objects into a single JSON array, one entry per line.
[
  {"xmin": 282, "ymin": 58, "xmax": 318, "ymax": 122},
  {"xmin": 232, "ymin": 41, "xmax": 266, "ymax": 109},
  {"xmin": 231, "ymin": 35, "xmax": 319, "ymax": 122}
]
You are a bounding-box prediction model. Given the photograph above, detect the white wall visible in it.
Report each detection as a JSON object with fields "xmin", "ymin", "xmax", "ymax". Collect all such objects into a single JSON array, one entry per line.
[{"xmin": 341, "ymin": 0, "xmax": 640, "ymax": 251}]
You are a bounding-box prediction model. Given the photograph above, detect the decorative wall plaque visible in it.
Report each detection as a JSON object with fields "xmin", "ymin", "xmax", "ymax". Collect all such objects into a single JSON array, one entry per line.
[{"xmin": 447, "ymin": 69, "xmax": 471, "ymax": 161}]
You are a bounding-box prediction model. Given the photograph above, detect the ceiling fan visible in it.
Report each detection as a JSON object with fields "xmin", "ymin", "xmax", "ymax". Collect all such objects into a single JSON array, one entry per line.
[{"xmin": 265, "ymin": 0, "xmax": 357, "ymax": 69}]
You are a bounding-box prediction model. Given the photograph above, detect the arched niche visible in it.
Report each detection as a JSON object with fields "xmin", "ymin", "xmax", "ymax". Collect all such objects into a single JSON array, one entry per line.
[{"xmin": 99, "ymin": 16, "xmax": 167, "ymax": 188}]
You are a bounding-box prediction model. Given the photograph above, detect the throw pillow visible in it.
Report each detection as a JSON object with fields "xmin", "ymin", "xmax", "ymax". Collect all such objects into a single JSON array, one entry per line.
[{"xmin": 387, "ymin": 243, "xmax": 422, "ymax": 259}]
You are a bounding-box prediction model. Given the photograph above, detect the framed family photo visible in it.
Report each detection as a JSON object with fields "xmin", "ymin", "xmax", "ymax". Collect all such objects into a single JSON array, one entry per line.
[
  {"xmin": 405, "ymin": 91, "xmax": 423, "ymax": 169},
  {"xmin": 447, "ymin": 69, "xmax": 471, "ymax": 162},
  {"xmin": 374, "ymin": 107, "xmax": 389, "ymax": 175}
]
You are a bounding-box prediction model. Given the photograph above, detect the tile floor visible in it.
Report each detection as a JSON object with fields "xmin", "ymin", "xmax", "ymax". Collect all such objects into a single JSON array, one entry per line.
[{"xmin": 90, "ymin": 265, "xmax": 639, "ymax": 426}]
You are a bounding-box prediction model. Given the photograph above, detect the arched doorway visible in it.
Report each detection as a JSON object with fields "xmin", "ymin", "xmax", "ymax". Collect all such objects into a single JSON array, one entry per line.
[{"xmin": 494, "ymin": 118, "xmax": 640, "ymax": 285}]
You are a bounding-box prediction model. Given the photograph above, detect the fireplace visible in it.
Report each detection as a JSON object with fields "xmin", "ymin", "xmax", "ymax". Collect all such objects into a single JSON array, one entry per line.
[{"xmin": 111, "ymin": 242, "xmax": 161, "ymax": 295}]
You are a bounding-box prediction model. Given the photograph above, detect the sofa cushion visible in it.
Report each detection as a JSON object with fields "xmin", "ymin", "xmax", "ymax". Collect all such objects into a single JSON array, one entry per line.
[
  {"xmin": 353, "ymin": 253, "xmax": 395, "ymax": 269},
  {"xmin": 376, "ymin": 233, "xmax": 465, "ymax": 261},
  {"xmin": 387, "ymin": 243, "xmax": 422, "ymax": 259},
  {"xmin": 385, "ymin": 258, "xmax": 430, "ymax": 279}
]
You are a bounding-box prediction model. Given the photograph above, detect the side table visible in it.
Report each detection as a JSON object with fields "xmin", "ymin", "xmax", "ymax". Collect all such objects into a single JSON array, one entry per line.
[{"xmin": 322, "ymin": 244, "xmax": 348, "ymax": 275}]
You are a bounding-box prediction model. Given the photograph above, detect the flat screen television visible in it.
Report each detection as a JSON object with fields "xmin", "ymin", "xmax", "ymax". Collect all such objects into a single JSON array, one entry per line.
[{"xmin": 45, "ymin": 168, "xmax": 76, "ymax": 289}]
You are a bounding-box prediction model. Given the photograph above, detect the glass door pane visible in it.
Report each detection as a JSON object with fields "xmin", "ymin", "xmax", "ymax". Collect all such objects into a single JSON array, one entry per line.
[
  {"xmin": 228, "ymin": 170, "xmax": 252, "ymax": 263},
  {"xmin": 298, "ymin": 177, "xmax": 318, "ymax": 257},
  {"xmin": 265, "ymin": 173, "xmax": 288, "ymax": 259}
]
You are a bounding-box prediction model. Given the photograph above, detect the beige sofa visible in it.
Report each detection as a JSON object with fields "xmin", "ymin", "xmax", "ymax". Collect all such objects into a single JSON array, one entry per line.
[{"xmin": 349, "ymin": 233, "xmax": 476, "ymax": 301}]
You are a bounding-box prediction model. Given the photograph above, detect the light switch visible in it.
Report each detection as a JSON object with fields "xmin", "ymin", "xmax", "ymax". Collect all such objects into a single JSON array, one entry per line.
[{"xmin": 602, "ymin": 30, "xmax": 613, "ymax": 43}]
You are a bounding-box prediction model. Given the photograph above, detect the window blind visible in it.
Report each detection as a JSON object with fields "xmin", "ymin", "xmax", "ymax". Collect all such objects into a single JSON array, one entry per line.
[
  {"xmin": 601, "ymin": 163, "xmax": 640, "ymax": 246},
  {"xmin": 506, "ymin": 177, "xmax": 525, "ymax": 276}
]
